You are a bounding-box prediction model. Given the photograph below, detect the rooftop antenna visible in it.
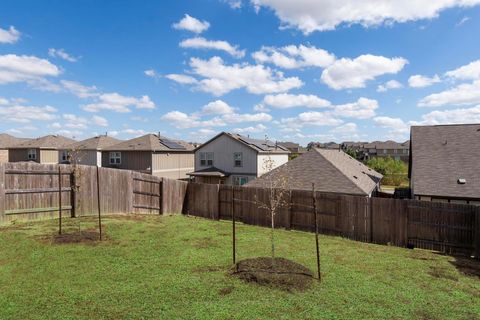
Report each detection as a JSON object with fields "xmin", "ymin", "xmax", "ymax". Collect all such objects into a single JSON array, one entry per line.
[{"xmin": 105, "ymin": 131, "xmax": 108, "ymax": 137}]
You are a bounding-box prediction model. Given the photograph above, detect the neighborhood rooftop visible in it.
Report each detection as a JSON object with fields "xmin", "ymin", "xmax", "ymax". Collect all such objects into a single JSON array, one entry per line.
[
  {"xmin": 0, "ymin": 133, "xmax": 30, "ymax": 149},
  {"xmin": 11, "ymin": 135, "xmax": 76, "ymax": 149},
  {"xmin": 201, "ymin": 132, "xmax": 290, "ymax": 154},
  {"xmin": 409, "ymin": 123, "xmax": 480, "ymax": 200},
  {"xmin": 67, "ymin": 135, "xmax": 122, "ymax": 151},
  {"xmin": 103, "ymin": 133, "xmax": 195, "ymax": 151},
  {"xmin": 246, "ymin": 148, "xmax": 383, "ymax": 196}
]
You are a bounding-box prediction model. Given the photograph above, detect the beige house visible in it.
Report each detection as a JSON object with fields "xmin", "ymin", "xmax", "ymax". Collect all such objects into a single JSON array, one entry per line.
[
  {"xmin": 188, "ymin": 132, "xmax": 290, "ymax": 185},
  {"xmin": 363, "ymin": 140, "xmax": 410, "ymax": 162},
  {"xmin": 9, "ymin": 135, "xmax": 76, "ymax": 164},
  {"xmin": 102, "ymin": 133, "xmax": 194, "ymax": 179},
  {"xmin": 62, "ymin": 135, "xmax": 122, "ymax": 166},
  {"xmin": 0, "ymin": 134, "xmax": 30, "ymax": 163},
  {"xmin": 409, "ymin": 124, "xmax": 480, "ymax": 205}
]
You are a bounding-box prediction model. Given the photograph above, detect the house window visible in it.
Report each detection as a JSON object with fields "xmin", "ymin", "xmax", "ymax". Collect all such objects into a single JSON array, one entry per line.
[
  {"xmin": 234, "ymin": 176, "xmax": 248, "ymax": 186},
  {"xmin": 109, "ymin": 152, "xmax": 121, "ymax": 165},
  {"xmin": 60, "ymin": 150, "xmax": 69, "ymax": 162},
  {"xmin": 234, "ymin": 152, "xmax": 243, "ymax": 167},
  {"xmin": 383, "ymin": 149, "xmax": 387, "ymax": 154},
  {"xmin": 200, "ymin": 152, "xmax": 213, "ymax": 166},
  {"xmin": 27, "ymin": 149, "xmax": 37, "ymax": 160}
]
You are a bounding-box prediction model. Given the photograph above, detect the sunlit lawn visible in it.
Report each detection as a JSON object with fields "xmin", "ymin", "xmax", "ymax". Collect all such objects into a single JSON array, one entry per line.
[{"xmin": 0, "ymin": 215, "xmax": 479, "ymax": 319}]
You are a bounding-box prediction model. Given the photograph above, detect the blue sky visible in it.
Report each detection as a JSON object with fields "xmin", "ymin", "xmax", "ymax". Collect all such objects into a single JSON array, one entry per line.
[{"xmin": 0, "ymin": 0, "xmax": 480, "ymax": 145}]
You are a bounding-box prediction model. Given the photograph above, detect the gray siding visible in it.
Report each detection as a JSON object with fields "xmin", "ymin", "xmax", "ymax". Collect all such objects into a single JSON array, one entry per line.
[
  {"xmin": 194, "ymin": 134, "xmax": 258, "ymax": 175},
  {"xmin": 102, "ymin": 151, "xmax": 152, "ymax": 173},
  {"xmin": 9, "ymin": 148, "xmax": 39, "ymax": 163}
]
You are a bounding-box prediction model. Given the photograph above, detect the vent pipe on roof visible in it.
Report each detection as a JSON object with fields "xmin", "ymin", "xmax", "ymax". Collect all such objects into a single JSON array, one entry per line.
[{"xmin": 458, "ymin": 178, "xmax": 466, "ymax": 184}]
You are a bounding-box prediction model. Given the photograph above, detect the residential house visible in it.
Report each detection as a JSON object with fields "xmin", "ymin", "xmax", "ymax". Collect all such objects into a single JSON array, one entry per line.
[
  {"xmin": 62, "ymin": 135, "xmax": 122, "ymax": 166},
  {"xmin": 9, "ymin": 135, "xmax": 76, "ymax": 164},
  {"xmin": 278, "ymin": 141, "xmax": 306, "ymax": 159},
  {"xmin": 308, "ymin": 141, "xmax": 341, "ymax": 150},
  {"xmin": 362, "ymin": 140, "xmax": 410, "ymax": 162},
  {"xmin": 102, "ymin": 133, "xmax": 194, "ymax": 179},
  {"xmin": 409, "ymin": 124, "xmax": 480, "ymax": 205},
  {"xmin": 0, "ymin": 133, "xmax": 30, "ymax": 163},
  {"xmin": 188, "ymin": 132, "xmax": 290, "ymax": 185},
  {"xmin": 246, "ymin": 148, "xmax": 383, "ymax": 197}
]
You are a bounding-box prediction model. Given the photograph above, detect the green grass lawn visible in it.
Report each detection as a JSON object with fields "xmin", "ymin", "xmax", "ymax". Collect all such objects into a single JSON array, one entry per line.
[{"xmin": 0, "ymin": 215, "xmax": 479, "ymax": 319}]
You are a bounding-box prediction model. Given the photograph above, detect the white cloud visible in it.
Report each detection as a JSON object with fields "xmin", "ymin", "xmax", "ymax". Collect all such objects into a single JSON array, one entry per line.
[
  {"xmin": 373, "ymin": 116, "xmax": 409, "ymax": 137},
  {"xmin": 222, "ymin": 112, "xmax": 272, "ymax": 123},
  {"xmin": 263, "ymin": 93, "xmax": 331, "ymax": 108},
  {"xmin": 456, "ymin": 16, "xmax": 470, "ymax": 26},
  {"xmin": 56, "ymin": 129, "xmax": 83, "ymax": 138},
  {"xmin": 330, "ymin": 122, "xmax": 358, "ymax": 135},
  {"xmin": 180, "ymin": 37, "xmax": 245, "ymax": 58},
  {"xmin": 253, "ymin": 103, "xmax": 270, "ymax": 112},
  {"xmin": 172, "ymin": 14, "xmax": 210, "ymax": 33},
  {"xmin": 418, "ymin": 80, "xmax": 480, "ymax": 107},
  {"xmin": 321, "ymin": 54, "xmax": 407, "ymax": 90},
  {"xmin": 233, "ymin": 124, "xmax": 267, "ymax": 133},
  {"xmin": 201, "ymin": 100, "xmax": 235, "ymax": 115},
  {"xmin": 281, "ymin": 112, "xmax": 343, "ymax": 128},
  {"xmin": 333, "ymin": 97, "xmax": 378, "ymax": 119},
  {"xmin": 377, "ymin": 79, "xmax": 402, "ymax": 92},
  {"xmin": 165, "ymin": 73, "xmax": 198, "ymax": 84},
  {"xmin": 252, "ymin": 44, "xmax": 335, "ymax": 69},
  {"xmin": 445, "ymin": 59, "xmax": 480, "ymax": 80},
  {"xmin": 0, "ymin": 26, "xmax": 20, "ymax": 44},
  {"xmin": 408, "ymin": 74, "xmax": 441, "ymax": 88},
  {"xmin": 122, "ymin": 129, "xmax": 148, "ymax": 137},
  {"xmin": 0, "ymin": 54, "xmax": 61, "ymax": 85},
  {"xmin": 61, "ymin": 80, "xmax": 99, "ymax": 98},
  {"xmin": 0, "ymin": 98, "xmax": 57, "ymax": 123},
  {"xmin": 251, "ymin": 0, "xmax": 480, "ymax": 34},
  {"xmin": 412, "ymin": 105, "xmax": 480, "ymax": 125},
  {"xmin": 184, "ymin": 56, "xmax": 303, "ymax": 96},
  {"xmin": 144, "ymin": 69, "xmax": 158, "ymax": 78},
  {"xmin": 82, "ymin": 92, "xmax": 155, "ymax": 113},
  {"xmin": 92, "ymin": 115, "xmax": 108, "ymax": 127},
  {"xmin": 48, "ymin": 48, "xmax": 78, "ymax": 62},
  {"xmin": 222, "ymin": 0, "xmax": 242, "ymax": 9}
]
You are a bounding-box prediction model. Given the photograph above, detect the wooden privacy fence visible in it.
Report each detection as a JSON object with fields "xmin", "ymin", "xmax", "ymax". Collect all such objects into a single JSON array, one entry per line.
[
  {"xmin": 185, "ymin": 183, "xmax": 480, "ymax": 258},
  {"xmin": 0, "ymin": 162, "xmax": 188, "ymax": 225}
]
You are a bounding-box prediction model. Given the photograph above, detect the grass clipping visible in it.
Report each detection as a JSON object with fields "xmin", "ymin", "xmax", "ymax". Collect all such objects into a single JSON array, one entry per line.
[{"xmin": 232, "ymin": 257, "xmax": 314, "ymax": 292}]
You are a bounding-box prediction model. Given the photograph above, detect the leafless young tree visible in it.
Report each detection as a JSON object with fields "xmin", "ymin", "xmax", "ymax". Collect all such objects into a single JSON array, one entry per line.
[{"xmin": 254, "ymin": 156, "xmax": 290, "ymax": 261}]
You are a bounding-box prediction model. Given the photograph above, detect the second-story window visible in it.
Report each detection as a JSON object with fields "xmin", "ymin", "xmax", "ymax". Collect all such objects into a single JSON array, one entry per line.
[
  {"xmin": 28, "ymin": 149, "xmax": 37, "ymax": 160},
  {"xmin": 200, "ymin": 152, "xmax": 213, "ymax": 166},
  {"xmin": 109, "ymin": 152, "xmax": 121, "ymax": 165},
  {"xmin": 60, "ymin": 150, "xmax": 69, "ymax": 162},
  {"xmin": 234, "ymin": 152, "xmax": 242, "ymax": 167}
]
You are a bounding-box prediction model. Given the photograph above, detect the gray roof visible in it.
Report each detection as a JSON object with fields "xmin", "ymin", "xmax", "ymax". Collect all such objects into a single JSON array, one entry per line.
[
  {"xmin": 198, "ymin": 132, "xmax": 290, "ymax": 154},
  {"xmin": 66, "ymin": 135, "xmax": 122, "ymax": 151},
  {"xmin": 11, "ymin": 135, "xmax": 76, "ymax": 149},
  {"xmin": 363, "ymin": 140, "xmax": 409, "ymax": 149},
  {"xmin": 0, "ymin": 133, "xmax": 30, "ymax": 149},
  {"xmin": 410, "ymin": 124, "xmax": 480, "ymax": 199},
  {"xmin": 246, "ymin": 148, "xmax": 382, "ymax": 196},
  {"xmin": 103, "ymin": 134, "xmax": 194, "ymax": 152}
]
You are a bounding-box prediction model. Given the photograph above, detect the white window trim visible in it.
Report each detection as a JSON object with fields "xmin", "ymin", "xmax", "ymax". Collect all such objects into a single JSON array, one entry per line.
[
  {"xmin": 200, "ymin": 152, "xmax": 214, "ymax": 166},
  {"xmin": 109, "ymin": 151, "xmax": 121, "ymax": 165},
  {"xmin": 27, "ymin": 149, "xmax": 37, "ymax": 160},
  {"xmin": 234, "ymin": 152, "xmax": 243, "ymax": 167}
]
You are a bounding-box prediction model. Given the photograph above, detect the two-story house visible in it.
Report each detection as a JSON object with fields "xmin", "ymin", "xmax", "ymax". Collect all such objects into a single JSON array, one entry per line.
[
  {"xmin": 188, "ymin": 132, "xmax": 290, "ymax": 185},
  {"xmin": 9, "ymin": 135, "xmax": 76, "ymax": 164},
  {"xmin": 102, "ymin": 133, "xmax": 195, "ymax": 180},
  {"xmin": 363, "ymin": 140, "xmax": 410, "ymax": 162}
]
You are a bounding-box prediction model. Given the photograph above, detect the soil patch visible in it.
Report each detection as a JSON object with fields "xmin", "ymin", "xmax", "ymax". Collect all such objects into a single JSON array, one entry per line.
[
  {"xmin": 46, "ymin": 230, "xmax": 105, "ymax": 245},
  {"xmin": 450, "ymin": 257, "xmax": 480, "ymax": 278},
  {"xmin": 428, "ymin": 266, "xmax": 458, "ymax": 281},
  {"xmin": 232, "ymin": 257, "xmax": 314, "ymax": 292},
  {"xmin": 218, "ymin": 286, "xmax": 234, "ymax": 296}
]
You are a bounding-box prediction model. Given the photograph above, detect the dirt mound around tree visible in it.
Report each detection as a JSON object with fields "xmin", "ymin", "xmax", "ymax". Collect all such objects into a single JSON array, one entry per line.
[
  {"xmin": 50, "ymin": 230, "xmax": 104, "ymax": 244},
  {"xmin": 232, "ymin": 257, "xmax": 314, "ymax": 292}
]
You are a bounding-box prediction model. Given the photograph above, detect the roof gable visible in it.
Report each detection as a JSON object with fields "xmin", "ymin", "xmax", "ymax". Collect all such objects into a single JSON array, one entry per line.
[
  {"xmin": 103, "ymin": 134, "xmax": 194, "ymax": 152},
  {"xmin": 67, "ymin": 135, "xmax": 122, "ymax": 150},
  {"xmin": 0, "ymin": 133, "xmax": 30, "ymax": 148},
  {"xmin": 197, "ymin": 132, "xmax": 289, "ymax": 154},
  {"xmin": 12, "ymin": 135, "xmax": 76, "ymax": 149}
]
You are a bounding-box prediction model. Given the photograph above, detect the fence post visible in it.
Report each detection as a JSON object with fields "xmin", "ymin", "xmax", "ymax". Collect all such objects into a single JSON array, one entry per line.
[
  {"xmin": 232, "ymin": 185, "xmax": 236, "ymax": 266},
  {"xmin": 159, "ymin": 178, "xmax": 163, "ymax": 215},
  {"xmin": 58, "ymin": 166, "xmax": 62, "ymax": 235},
  {"xmin": 286, "ymin": 190, "xmax": 292, "ymax": 230},
  {"xmin": 369, "ymin": 197, "xmax": 373, "ymax": 243},
  {"xmin": 216, "ymin": 183, "xmax": 220, "ymax": 220},
  {"xmin": 475, "ymin": 207, "xmax": 480, "ymax": 260},
  {"xmin": 312, "ymin": 183, "xmax": 321, "ymax": 281},
  {"xmin": 70, "ymin": 169, "xmax": 76, "ymax": 218},
  {"xmin": 0, "ymin": 164, "xmax": 5, "ymax": 216},
  {"xmin": 96, "ymin": 166, "xmax": 103, "ymax": 241}
]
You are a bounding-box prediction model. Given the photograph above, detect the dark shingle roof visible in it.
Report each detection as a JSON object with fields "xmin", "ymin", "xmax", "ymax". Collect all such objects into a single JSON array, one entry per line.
[
  {"xmin": 11, "ymin": 135, "xmax": 76, "ymax": 149},
  {"xmin": 0, "ymin": 133, "xmax": 30, "ymax": 149},
  {"xmin": 198, "ymin": 132, "xmax": 290, "ymax": 154},
  {"xmin": 410, "ymin": 124, "xmax": 480, "ymax": 199},
  {"xmin": 103, "ymin": 134, "xmax": 194, "ymax": 152},
  {"xmin": 66, "ymin": 135, "xmax": 122, "ymax": 151},
  {"xmin": 363, "ymin": 140, "xmax": 409, "ymax": 149},
  {"xmin": 246, "ymin": 148, "xmax": 382, "ymax": 196}
]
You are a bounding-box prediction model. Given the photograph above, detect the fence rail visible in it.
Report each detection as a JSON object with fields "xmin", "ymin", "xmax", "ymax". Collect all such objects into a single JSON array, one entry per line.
[{"xmin": 0, "ymin": 163, "xmax": 479, "ymax": 259}]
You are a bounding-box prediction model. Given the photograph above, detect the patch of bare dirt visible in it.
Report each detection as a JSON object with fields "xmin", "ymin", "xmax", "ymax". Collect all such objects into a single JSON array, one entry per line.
[
  {"xmin": 232, "ymin": 257, "xmax": 314, "ymax": 292},
  {"xmin": 450, "ymin": 256, "xmax": 480, "ymax": 278},
  {"xmin": 40, "ymin": 230, "xmax": 106, "ymax": 245},
  {"xmin": 218, "ymin": 286, "xmax": 234, "ymax": 296}
]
